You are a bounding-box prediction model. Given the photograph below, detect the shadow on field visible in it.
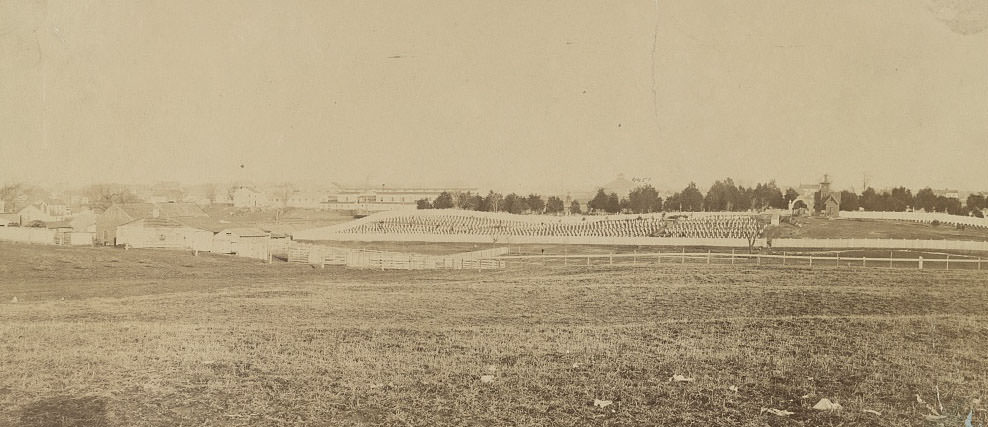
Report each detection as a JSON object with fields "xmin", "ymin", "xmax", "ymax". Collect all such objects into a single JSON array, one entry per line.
[{"xmin": 19, "ymin": 395, "xmax": 107, "ymax": 427}]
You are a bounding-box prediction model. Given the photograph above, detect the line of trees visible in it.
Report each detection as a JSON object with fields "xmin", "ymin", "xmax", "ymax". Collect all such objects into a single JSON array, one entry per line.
[
  {"xmin": 415, "ymin": 180, "xmax": 787, "ymax": 215},
  {"xmin": 417, "ymin": 191, "xmax": 572, "ymax": 215},
  {"xmin": 417, "ymin": 180, "xmax": 988, "ymax": 217},
  {"xmin": 839, "ymin": 187, "xmax": 979, "ymax": 216}
]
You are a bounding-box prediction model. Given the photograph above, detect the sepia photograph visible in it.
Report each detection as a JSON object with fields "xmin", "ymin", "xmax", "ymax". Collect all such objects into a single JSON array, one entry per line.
[{"xmin": 2, "ymin": 0, "xmax": 988, "ymax": 425}]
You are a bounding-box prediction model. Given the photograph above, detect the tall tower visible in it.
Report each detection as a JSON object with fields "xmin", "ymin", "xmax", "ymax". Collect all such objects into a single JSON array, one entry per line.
[{"xmin": 819, "ymin": 174, "xmax": 832, "ymax": 203}]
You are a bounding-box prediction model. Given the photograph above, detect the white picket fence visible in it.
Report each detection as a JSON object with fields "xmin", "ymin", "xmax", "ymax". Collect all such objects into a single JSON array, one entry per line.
[
  {"xmin": 841, "ymin": 211, "xmax": 988, "ymax": 228},
  {"xmin": 771, "ymin": 238, "xmax": 988, "ymax": 252},
  {"xmin": 291, "ymin": 232, "xmax": 988, "ymax": 253},
  {"xmin": 498, "ymin": 250, "xmax": 988, "ymax": 271}
]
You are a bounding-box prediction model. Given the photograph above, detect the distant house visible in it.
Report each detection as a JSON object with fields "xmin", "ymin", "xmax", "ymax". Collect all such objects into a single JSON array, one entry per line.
[
  {"xmin": 17, "ymin": 204, "xmax": 54, "ymax": 225},
  {"xmin": 96, "ymin": 202, "xmax": 208, "ymax": 245},
  {"xmin": 327, "ymin": 183, "xmax": 477, "ymax": 212},
  {"xmin": 287, "ymin": 192, "xmax": 331, "ymax": 209},
  {"xmin": 0, "ymin": 213, "xmax": 19, "ymax": 227},
  {"xmin": 116, "ymin": 217, "xmax": 214, "ymax": 250},
  {"xmin": 43, "ymin": 199, "xmax": 70, "ymax": 218},
  {"xmin": 933, "ymin": 189, "xmax": 960, "ymax": 199},
  {"xmin": 232, "ymin": 187, "xmax": 268, "ymax": 208}
]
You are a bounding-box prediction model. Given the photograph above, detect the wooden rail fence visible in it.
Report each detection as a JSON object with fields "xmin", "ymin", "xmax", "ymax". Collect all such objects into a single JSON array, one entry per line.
[{"xmin": 496, "ymin": 250, "xmax": 986, "ymax": 271}]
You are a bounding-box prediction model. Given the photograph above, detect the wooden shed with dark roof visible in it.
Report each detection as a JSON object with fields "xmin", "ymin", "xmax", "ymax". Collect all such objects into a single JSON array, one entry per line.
[
  {"xmin": 96, "ymin": 202, "xmax": 208, "ymax": 245},
  {"xmin": 115, "ymin": 217, "xmax": 214, "ymax": 250}
]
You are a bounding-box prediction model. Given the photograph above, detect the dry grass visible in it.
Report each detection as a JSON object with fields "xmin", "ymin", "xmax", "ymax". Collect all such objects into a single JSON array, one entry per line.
[
  {"xmin": 778, "ymin": 217, "xmax": 988, "ymax": 241},
  {"xmin": 1, "ymin": 242, "xmax": 987, "ymax": 426}
]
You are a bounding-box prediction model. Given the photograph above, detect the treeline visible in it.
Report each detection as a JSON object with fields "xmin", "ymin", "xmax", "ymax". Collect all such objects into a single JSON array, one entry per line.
[
  {"xmin": 418, "ymin": 179, "xmax": 988, "ymax": 217},
  {"xmin": 838, "ymin": 187, "xmax": 984, "ymax": 217},
  {"xmin": 417, "ymin": 192, "xmax": 575, "ymax": 214},
  {"xmin": 416, "ymin": 178, "xmax": 790, "ymax": 215}
]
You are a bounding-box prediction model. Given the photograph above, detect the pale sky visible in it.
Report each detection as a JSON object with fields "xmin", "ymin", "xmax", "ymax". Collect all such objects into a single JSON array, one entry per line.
[{"xmin": 2, "ymin": 0, "xmax": 987, "ymax": 193}]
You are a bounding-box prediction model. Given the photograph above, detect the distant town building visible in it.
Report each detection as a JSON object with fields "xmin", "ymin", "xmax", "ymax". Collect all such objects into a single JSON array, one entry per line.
[
  {"xmin": 286, "ymin": 191, "xmax": 332, "ymax": 209},
  {"xmin": 16, "ymin": 204, "xmax": 54, "ymax": 225},
  {"xmin": 232, "ymin": 187, "xmax": 268, "ymax": 208},
  {"xmin": 0, "ymin": 213, "xmax": 19, "ymax": 226},
  {"xmin": 932, "ymin": 189, "xmax": 960, "ymax": 199},
  {"xmin": 327, "ymin": 183, "xmax": 477, "ymax": 212}
]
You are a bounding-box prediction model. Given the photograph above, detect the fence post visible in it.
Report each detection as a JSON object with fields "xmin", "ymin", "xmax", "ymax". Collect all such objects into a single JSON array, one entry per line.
[
  {"xmin": 782, "ymin": 251, "xmax": 786, "ymax": 266},
  {"xmin": 731, "ymin": 249, "xmax": 735, "ymax": 265},
  {"xmin": 946, "ymin": 255, "xmax": 949, "ymax": 271},
  {"xmin": 890, "ymin": 251, "xmax": 893, "ymax": 268},
  {"xmin": 863, "ymin": 256, "xmax": 866, "ymax": 267},
  {"xmin": 707, "ymin": 250, "xmax": 711, "ymax": 265},
  {"xmin": 681, "ymin": 248, "xmax": 686, "ymax": 264},
  {"xmin": 836, "ymin": 253, "xmax": 840, "ymax": 268},
  {"xmin": 918, "ymin": 256, "xmax": 923, "ymax": 270},
  {"xmin": 757, "ymin": 254, "xmax": 760, "ymax": 265},
  {"xmin": 609, "ymin": 253, "xmax": 613, "ymax": 265},
  {"xmin": 587, "ymin": 256, "xmax": 590, "ymax": 266},
  {"xmin": 809, "ymin": 255, "xmax": 813, "ymax": 268}
]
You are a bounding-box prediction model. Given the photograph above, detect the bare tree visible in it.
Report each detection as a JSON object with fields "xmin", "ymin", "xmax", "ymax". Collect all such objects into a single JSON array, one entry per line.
[
  {"xmin": 87, "ymin": 184, "xmax": 141, "ymax": 212},
  {"xmin": 0, "ymin": 183, "xmax": 24, "ymax": 212}
]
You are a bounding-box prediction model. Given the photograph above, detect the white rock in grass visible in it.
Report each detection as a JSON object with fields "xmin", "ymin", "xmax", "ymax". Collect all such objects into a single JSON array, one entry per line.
[
  {"xmin": 760, "ymin": 407, "xmax": 794, "ymax": 416},
  {"xmin": 593, "ymin": 399, "xmax": 613, "ymax": 409},
  {"xmin": 671, "ymin": 374, "xmax": 695, "ymax": 383},
  {"xmin": 728, "ymin": 385, "xmax": 738, "ymax": 393},
  {"xmin": 813, "ymin": 398, "xmax": 842, "ymax": 411},
  {"xmin": 863, "ymin": 409, "xmax": 882, "ymax": 416},
  {"xmin": 480, "ymin": 375, "xmax": 495, "ymax": 383},
  {"xmin": 924, "ymin": 414, "xmax": 947, "ymax": 421}
]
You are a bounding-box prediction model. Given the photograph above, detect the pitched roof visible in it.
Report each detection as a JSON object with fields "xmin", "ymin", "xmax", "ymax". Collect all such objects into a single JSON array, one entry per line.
[
  {"xmin": 822, "ymin": 192, "xmax": 842, "ymax": 204},
  {"xmin": 46, "ymin": 220, "xmax": 74, "ymax": 229},
  {"xmin": 126, "ymin": 217, "xmax": 186, "ymax": 228},
  {"xmin": 173, "ymin": 216, "xmax": 229, "ymax": 233},
  {"xmin": 217, "ymin": 227, "xmax": 269, "ymax": 237},
  {"xmin": 113, "ymin": 202, "xmax": 208, "ymax": 219}
]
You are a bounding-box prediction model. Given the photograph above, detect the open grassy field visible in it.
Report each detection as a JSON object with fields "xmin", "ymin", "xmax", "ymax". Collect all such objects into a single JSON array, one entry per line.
[
  {"xmin": 2, "ymin": 242, "xmax": 987, "ymax": 426},
  {"xmin": 776, "ymin": 217, "xmax": 988, "ymax": 241}
]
